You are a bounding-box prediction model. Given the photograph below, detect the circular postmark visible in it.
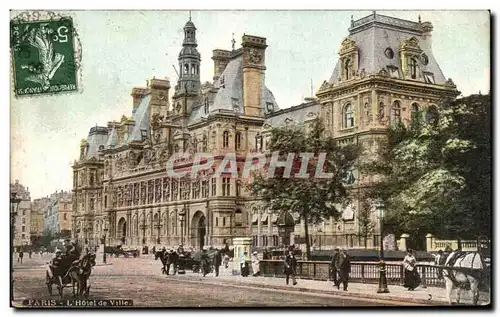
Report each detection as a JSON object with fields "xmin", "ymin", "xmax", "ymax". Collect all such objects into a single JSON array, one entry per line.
[{"xmin": 10, "ymin": 10, "xmax": 83, "ymax": 97}]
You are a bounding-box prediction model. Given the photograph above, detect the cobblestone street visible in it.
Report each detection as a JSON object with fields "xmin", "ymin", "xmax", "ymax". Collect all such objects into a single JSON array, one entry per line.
[{"xmin": 12, "ymin": 255, "xmax": 402, "ymax": 307}]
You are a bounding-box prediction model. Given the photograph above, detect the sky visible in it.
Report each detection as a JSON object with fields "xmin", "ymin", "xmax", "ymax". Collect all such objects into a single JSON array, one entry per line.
[{"xmin": 9, "ymin": 10, "xmax": 490, "ymax": 199}]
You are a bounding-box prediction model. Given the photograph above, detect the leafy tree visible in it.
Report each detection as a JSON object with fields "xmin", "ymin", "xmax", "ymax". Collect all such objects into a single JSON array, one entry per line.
[
  {"xmin": 361, "ymin": 94, "xmax": 491, "ymax": 240},
  {"xmin": 249, "ymin": 118, "xmax": 360, "ymax": 259},
  {"xmin": 356, "ymin": 191, "xmax": 376, "ymax": 248}
]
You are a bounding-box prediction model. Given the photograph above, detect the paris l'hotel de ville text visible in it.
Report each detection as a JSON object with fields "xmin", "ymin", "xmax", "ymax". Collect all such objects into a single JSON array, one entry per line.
[{"xmin": 72, "ymin": 12, "xmax": 459, "ymax": 250}]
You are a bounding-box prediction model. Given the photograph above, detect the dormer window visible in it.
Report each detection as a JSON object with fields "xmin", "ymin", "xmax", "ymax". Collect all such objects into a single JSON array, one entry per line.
[
  {"xmin": 220, "ymin": 75, "xmax": 225, "ymax": 88},
  {"xmin": 423, "ymin": 72, "xmax": 435, "ymax": 84},
  {"xmin": 235, "ymin": 132, "xmax": 242, "ymax": 150},
  {"xmin": 410, "ymin": 58, "xmax": 418, "ymax": 79},
  {"xmin": 266, "ymin": 102, "xmax": 274, "ymax": 113},
  {"xmin": 202, "ymin": 135, "xmax": 208, "ymax": 151},
  {"xmin": 387, "ymin": 65, "xmax": 399, "ymax": 78},
  {"xmin": 344, "ymin": 59, "xmax": 351, "ymax": 80},
  {"xmin": 231, "ymin": 98, "xmax": 240, "ymax": 113},
  {"xmin": 141, "ymin": 129, "xmax": 147, "ymax": 141}
]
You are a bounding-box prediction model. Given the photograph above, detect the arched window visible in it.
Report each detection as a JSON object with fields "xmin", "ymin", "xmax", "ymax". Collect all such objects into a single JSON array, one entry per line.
[
  {"xmin": 411, "ymin": 103, "xmax": 420, "ymax": 121},
  {"xmin": 202, "ymin": 135, "xmax": 208, "ymax": 152},
  {"xmin": 426, "ymin": 105, "xmax": 439, "ymax": 124},
  {"xmin": 343, "ymin": 104, "xmax": 354, "ymax": 128},
  {"xmin": 410, "ymin": 58, "xmax": 418, "ymax": 79},
  {"xmin": 344, "ymin": 59, "xmax": 351, "ymax": 80},
  {"xmin": 391, "ymin": 101, "xmax": 402, "ymax": 123},
  {"xmin": 184, "ymin": 64, "xmax": 189, "ymax": 74},
  {"xmin": 191, "ymin": 64, "xmax": 196, "ymax": 75},
  {"xmin": 223, "ymin": 131, "xmax": 229, "ymax": 148},
  {"xmin": 235, "ymin": 132, "xmax": 242, "ymax": 150},
  {"xmin": 364, "ymin": 102, "xmax": 370, "ymax": 121}
]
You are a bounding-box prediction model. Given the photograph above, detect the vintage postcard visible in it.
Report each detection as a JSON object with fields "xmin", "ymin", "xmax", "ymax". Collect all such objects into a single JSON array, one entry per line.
[{"xmin": 10, "ymin": 10, "xmax": 491, "ymax": 308}]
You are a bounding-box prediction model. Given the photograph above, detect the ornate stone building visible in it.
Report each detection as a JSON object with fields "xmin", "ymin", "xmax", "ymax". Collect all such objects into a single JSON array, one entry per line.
[
  {"xmin": 72, "ymin": 12, "xmax": 459, "ymax": 251},
  {"xmin": 11, "ymin": 180, "xmax": 31, "ymax": 250}
]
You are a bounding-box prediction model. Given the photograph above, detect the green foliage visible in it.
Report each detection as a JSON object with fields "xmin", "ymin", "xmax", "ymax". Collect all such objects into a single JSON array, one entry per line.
[
  {"xmin": 249, "ymin": 118, "xmax": 360, "ymax": 258},
  {"xmin": 361, "ymin": 94, "xmax": 491, "ymax": 240}
]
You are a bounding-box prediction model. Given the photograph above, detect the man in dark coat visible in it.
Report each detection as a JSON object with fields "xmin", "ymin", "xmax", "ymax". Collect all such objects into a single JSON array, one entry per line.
[
  {"xmin": 200, "ymin": 249, "xmax": 211, "ymax": 277},
  {"xmin": 338, "ymin": 249, "xmax": 351, "ymax": 291},
  {"xmin": 165, "ymin": 250, "xmax": 174, "ymax": 275},
  {"xmin": 330, "ymin": 247, "xmax": 341, "ymax": 288},
  {"xmin": 213, "ymin": 248, "xmax": 222, "ymax": 277},
  {"xmin": 284, "ymin": 250, "xmax": 298, "ymax": 285}
]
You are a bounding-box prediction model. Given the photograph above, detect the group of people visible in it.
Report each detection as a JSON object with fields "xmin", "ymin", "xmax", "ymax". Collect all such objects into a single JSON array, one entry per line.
[
  {"xmin": 239, "ymin": 251, "xmax": 261, "ymax": 277},
  {"xmin": 46, "ymin": 240, "xmax": 83, "ymax": 279}
]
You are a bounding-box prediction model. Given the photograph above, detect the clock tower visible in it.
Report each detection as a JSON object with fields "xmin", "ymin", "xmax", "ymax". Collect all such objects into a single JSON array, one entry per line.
[{"xmin": 172, "ymin": 16, "xmax": 201, "ymax": 117}]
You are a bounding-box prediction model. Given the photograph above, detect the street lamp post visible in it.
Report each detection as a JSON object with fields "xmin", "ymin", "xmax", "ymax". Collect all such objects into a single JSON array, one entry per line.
[
  {"xmin": 376, "ymin": 201, "xmax": 389, "ymax": 293},
  {"xmin": 10, "ymin": 192, "xmax": 22, "ymax": 253},
  {"xmin": 103, "ymin": 228, "xmax": 108, "ymax": 264},
  {"xmin": 156, "ymin": 215, "xmax": 161, "ymax": 245},
  {"xmin": 140, "ymin": 218, "xmax": 146, "ymax": 246},
  {"xmin": 179, "ymin": 207, "xmax": 186, "ymax": 246}
]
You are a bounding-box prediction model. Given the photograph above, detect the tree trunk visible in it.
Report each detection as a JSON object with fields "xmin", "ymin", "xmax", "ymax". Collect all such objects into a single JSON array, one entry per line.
[{"xmin": 303, "ymin": 217, "xmax": 311, "ymax": 260}]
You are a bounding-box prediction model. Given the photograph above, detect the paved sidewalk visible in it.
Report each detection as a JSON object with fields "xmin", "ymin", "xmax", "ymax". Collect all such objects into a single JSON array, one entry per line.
[{"xmin": 172, "ymin": 269, "xmax": 490, "ymax": 306}]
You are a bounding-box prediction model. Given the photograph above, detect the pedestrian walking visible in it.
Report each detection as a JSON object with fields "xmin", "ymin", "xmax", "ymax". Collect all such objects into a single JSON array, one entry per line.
[
  {"xmin": 330, "ymin": 247, "xmax": 341, "ymax": 288},
  {"xmin": 402, "ymin": 249, "xmax": 421, "ymax": 291},
  {"xmin": 240, "ymin": 251, "xmax": 250, "ymax": 277},
  {"xmin": 28, "ymin": 250, "xmax": 32, "ymax": 259},
  {"xmin": 284, "ymin": 249, "xmax": 297, "ymax": 285},
  {"xmin": 213, "ymin": 248, "xmax": 222, "ymax": 277},
  {"xmin": 338, "ymin": 248, "xmax": 351, "ymax": 291},
  {"xmin": 18, "ymin": 251, "xmax": 24, "ymax": 264},
  {"xmin": 201, "ymin": 249, "xmax": 210, "ymax": 277},
  {"xmin": 251, "ymin": 251, "xmax": 260, "ymax": 277}
]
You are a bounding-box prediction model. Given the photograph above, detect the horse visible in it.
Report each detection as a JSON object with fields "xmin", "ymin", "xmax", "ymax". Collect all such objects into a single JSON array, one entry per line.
[
  {"xmin": 435, "ymin": 251, "xmax": 485, "ymax": 305},
  {"xmin": 46, "ymin": 253, "xmax": 96, "ymax": 298},
  {"xmin": 68, "ymin": 253, "xmax": 96, "ymax": 297}
]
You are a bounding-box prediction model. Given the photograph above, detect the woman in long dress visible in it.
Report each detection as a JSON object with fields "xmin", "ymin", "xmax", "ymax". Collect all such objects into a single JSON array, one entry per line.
[{"xmin": 402, "ymin": 249, "xmax": 421, "ymax": 290}]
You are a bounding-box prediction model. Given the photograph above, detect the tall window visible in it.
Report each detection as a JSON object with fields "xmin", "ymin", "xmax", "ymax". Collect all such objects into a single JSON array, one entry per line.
[
  {"xmin": 201, "ymin": 180, "xmax": 209, "ymax": 198},
  {"xmin": 64, "ymin": 213, "xmax": 67, "ymax": 220},
  {"xmin": 104, "ymin": 196, "xmax": 108, "ymax": 208},
  {"xmin": 202, "ymin": 135, "xmax": 208, "ymax": 151},
  {"xmin": 427, "ymin": 105, "xmax": 439, "ymax": 124},
  {"xmin": 343, "ymin": 104, "xmax": 354, "ymax": 128},
  {"xmin": 192, "ymin": 181, "xmax": 200, "ymax": 199},
  {"xmin": 344, "ymin": 59, "xmax": 351, "ymax": 80},
  {"xmin": 235, "ymin": 132, "xmax": 242, "ymax": 150},
  {"xmin": 22, "ymin": 218, "xmax": 25, "ymax": 224},
  {"xmin": 22, "ymin": 226, "xmax": 25, "ymax": 232},
  {"xmin": 222, "ymin": 177, "xmax": 231, "ymax": 196},
  {"xmin": 211, "ymin": 178, "xmax": 217, "ymax": 196},
  {"xmin": 410, "ymin": 58, "xmax": 418, "ymax": 79},
  {"xmin": 223, "ymin": 131, "xmax": 229, "ymax": 148},
  {"xmin": 391, "ymin": 101, "xmax": 402, "ymax": 123},
  {"xmin": 411, "ymin": 103, "xmax": 420, "ymax": 121},
  {"xmin": 236, "ymin": 181, "xmax": 241, "ymax": 197}
]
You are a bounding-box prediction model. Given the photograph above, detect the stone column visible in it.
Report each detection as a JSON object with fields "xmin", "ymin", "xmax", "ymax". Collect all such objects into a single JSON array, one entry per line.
[
  {"xmin": 257, "ymin": 209, "xmax": 262, "ymax": 247},
  {"xmin": 426, "ymin": 233, "xmax": 434, "ymax": 252},
  {"xmin": 232, "ymin": 237, "xmax": 253, "ymax": 276},
  {"xmin": 399, "ymin": 233, "xmax": 410, "ymax": 252}
]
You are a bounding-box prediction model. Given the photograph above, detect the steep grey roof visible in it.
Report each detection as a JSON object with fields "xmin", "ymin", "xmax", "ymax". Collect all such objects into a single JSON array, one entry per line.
[
  {"xmin": 329, "ymin": 14, "xmax": 446, "ymax": 85},
  {"xmin": 187, "ymin": 55, "xmax": 280, "ymax": 125},
  {"xmin": 263, "ymin": 101, "xmax": 320, "ymax": 128},
  {"xmin": 211, "ymin": 56, "xmax": 244, "ymax": 113},
  {"xmin": 128, "ymin": 94, "xmax": 152, "ymax": 143},
  {"xmin": 85, "ymin": 127, "xmax": 108, "ymax": 159}
]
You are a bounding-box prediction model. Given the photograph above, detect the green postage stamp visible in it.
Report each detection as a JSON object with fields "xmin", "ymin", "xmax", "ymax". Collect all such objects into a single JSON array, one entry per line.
[{"xmin": 10, "ymin": 11, "xmax": 81, "ymax": 97}]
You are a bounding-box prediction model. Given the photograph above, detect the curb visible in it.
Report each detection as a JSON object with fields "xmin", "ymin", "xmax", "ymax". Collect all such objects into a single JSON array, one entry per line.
[{"xmin": 168, "ymin": 276, "xmax": 447, "ymax": 306}]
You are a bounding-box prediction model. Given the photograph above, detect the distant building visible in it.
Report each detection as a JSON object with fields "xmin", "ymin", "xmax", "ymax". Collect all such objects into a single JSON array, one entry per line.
[
  {"xmin": 42, "ymin": 191, "xmax": 73, "ymax": 237},
  {"xmin": 10, "ymin": 180, "xmax": 31, "ymax": 250}
]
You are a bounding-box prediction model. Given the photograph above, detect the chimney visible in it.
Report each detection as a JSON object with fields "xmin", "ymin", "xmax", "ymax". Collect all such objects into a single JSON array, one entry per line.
[
  {"xmin": 242, "ymin": 35, "xmax": 267, "ymax": 117},
  {"xmin": 212, "ymin": 49, "xmax": 231, "ymax": 82},
  {"xmin": 131, "ymin": 87, "xmax": 150, "ymax": 115},
  {"xmin": 421, "ymin": 21, "xmax": 433, "ymax": 41}
]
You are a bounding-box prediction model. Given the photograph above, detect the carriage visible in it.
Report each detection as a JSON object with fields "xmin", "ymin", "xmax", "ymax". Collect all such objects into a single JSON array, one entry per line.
[{"xmin": 106, "ymin": 245, "xmax": 139, "ymax": 258}]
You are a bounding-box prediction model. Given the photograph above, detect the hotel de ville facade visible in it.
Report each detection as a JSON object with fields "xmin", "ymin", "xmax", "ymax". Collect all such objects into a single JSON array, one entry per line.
[{"xmin": 72, "ymin": 12, "xmax": 459, "ymax": 251}]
